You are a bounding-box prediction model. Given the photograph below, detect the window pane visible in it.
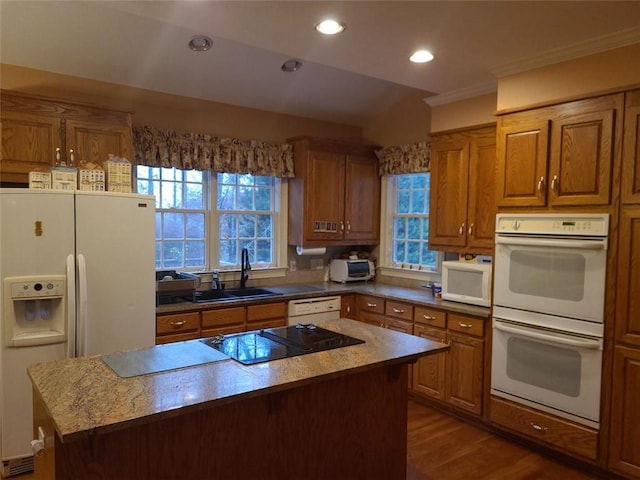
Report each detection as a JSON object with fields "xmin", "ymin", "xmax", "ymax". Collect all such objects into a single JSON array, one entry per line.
[
  {"xmin": 257, "ymin": 214, "xmax": 272, "ymax": 237},
  {"xmin": 185, "ymin": 241, "xmax": 205, "ymax": 266},
  {"xmin": 256, "ymin": 239, "xmax": 272, "ymax": 263},
  {"xmin": 217, "ymin": 184, "xmax": 236, "ymax": 210},
  {"xmin": 219, "ymin": 214, "xmax": 237, "ymax": 239},
  {"xmin": 163, "ymin": 241, "xmax": 184, "ymax": 268},
  {"xmin": 394, "ymin": 217, "xmax": 406, "ymax": 239},
  {"xmin": 397, "ymin": 190, "xmax": 410, "ymax": 214},
  {"xmin": 186, "ymin": 170, "xmax": 202, "ymax": 182},
  {"xmin": 185, "ymin": 183, "xmax": 203, "ymax": 209},
  {"xmin": 186, "ymin": 213, "xmax": 205, "ymax": 238},
  {"xmin": 219, "ymin": 240, "xmax": 237, "ymax": 266},
  {"xmin": 255, "ymin": 187, "xmax": 271, "ymax": 211},
  {"xmin": 410, "ymin": 190, "xmax": 425, "ymax": 214},
  {"xmin": 406, "ymin": 241, "xmax": 420, "ymax": 264},
  {"xmin": 407, "ymin": 217, "xmax": 421, "ymax": 240},
  {"xmin": 393, "ymin": 241, "xmax": 405, "ymax": 263},
  {"xmin": 163, "ymin": 212, "xmax": 184, "ymax": 239},
  {"xmin": 239, "ymin": 214, "xmax": 256, "ymax": 238},
  {"xmin": 238, "ymin": 186, "xmax": 254, "ymax": 210}
]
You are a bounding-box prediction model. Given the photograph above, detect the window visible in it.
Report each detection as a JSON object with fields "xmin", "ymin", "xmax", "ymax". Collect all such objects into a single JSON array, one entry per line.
[
  {"xmin": 386, "ymin": 173, "xmax": 439, "ymax": 272},
  {"xmin": 136, "ymin": 167, "xmax": 280, "ymax": 271}
]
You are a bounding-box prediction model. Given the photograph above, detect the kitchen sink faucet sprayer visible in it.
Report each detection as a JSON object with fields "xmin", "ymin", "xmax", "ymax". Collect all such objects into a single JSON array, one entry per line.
[{"xmin": 240, "ymin": 248, "xmax": 251, "ymax": 288}]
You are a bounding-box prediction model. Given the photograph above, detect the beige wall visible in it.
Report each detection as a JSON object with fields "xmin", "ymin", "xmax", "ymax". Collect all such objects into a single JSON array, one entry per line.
[
  {"xmin": 362, "ymin": 91, "xmax": 432, "ymax": 147},
  {"xmin": 0, "ymin": 64, "xmax": 362, "ymax": 143},
  {"xmin": 497, "ymin": 43, "xmax": 640, "ymax": 112},
  {"xmin": 428, "ymin": 93, "xmax": 497, "ymax": 133}
]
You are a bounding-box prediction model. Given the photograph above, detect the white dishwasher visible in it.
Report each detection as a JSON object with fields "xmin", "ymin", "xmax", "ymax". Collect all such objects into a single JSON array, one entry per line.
[{"xmin": 287, "ymin": 296, "xmax": 342, "ymax": 325}]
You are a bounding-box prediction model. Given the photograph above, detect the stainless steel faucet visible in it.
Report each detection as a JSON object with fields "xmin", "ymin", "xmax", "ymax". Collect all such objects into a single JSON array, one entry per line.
[{"xmin": 240, "ymin": 248, "xmax": 251, "ymax": 288}]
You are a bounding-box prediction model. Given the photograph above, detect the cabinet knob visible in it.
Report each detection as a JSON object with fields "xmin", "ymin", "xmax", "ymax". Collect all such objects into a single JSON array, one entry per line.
[
  {"xmin": 69, "ymin": 149, "xmax": 75, "ymax": 165},
  {"xmin": 346, "ymin": 221, "xmax": 351, "ymax": 233},
  {"xmin": 537, "ymin": 177, "xmax": 545, "ymax": 195},
  {"xmin": 392, "ymin": 308, "xmax": 405, "ymax": 314},
  {"xmin": 367, "ymin": 302, "xmax": 377, "ymax": 308},
  {"xmin": 551, "ymin": 175, "xmax": 559, "ymax": 195},
  {"xmin": 457, "ymin": 322, "xmax": 473, "ymax": 329},
  {"xmin": 340, "ymin": 222, "xmax": 345, "ymax": 232},
  {"xmin": 468, "ymin": 224, "xmax": 474, "ymax": 237},
  {"xmin": 459, "ymin": 223, "xmax": 465, "ymax": 236},
  {"xmin": 346, "ymin": 305, "xmax": 351, "ymax": 314},
  {"xmin": 170, "ymin": 320, "xmax": 187, "ymax": 328},
  {"xmin": 423, "ymin": 314, "xmax": 435, "ymax": 321}
]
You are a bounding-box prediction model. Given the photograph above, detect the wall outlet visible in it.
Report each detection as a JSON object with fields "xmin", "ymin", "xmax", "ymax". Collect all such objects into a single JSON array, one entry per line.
[{"xmin": 289, "ymin": 260, "xmax": 297, "ymax": 271}]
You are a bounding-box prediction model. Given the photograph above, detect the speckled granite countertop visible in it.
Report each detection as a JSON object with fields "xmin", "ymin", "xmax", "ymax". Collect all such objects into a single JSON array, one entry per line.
[
  {"xmin": 156, "ymin": 282, "xmax": 491, "ymax": 318},
  {"xmin": 28, "ymin": 318, "xmax": 447, "ymax": 444}
]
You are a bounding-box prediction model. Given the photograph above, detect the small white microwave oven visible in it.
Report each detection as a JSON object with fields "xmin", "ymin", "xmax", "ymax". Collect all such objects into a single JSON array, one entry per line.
[
  {"xmin": 330, "ymin": 259, "xmax": 375, "ymax": 283},
  {"xmin": 441, "ymin": 261, "xmax": 492, "ymax": 307}
]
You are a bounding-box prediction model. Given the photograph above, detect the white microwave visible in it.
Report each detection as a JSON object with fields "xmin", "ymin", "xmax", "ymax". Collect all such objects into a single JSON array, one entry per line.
[{"xmin": 441, "ymin": 261, "xmax": 492, "ymax": 307}]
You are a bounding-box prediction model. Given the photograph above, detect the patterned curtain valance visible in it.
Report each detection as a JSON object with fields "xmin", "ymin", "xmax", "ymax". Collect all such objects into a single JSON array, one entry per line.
[
  {"xmin": 132, "ymin": 126, "xmax": 295, "ymax": 178},
  {"xmin": 375, "ymin": 141, "xmax": 430, "ymax": 176}
]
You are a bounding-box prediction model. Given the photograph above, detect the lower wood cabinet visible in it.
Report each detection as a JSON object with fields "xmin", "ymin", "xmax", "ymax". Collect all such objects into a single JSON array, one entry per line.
[
  {"xmin": 156, "ymin": 312, "xmax": 201, "ymax": 344},
  {"xmin": 412, "ymin": 308, "xmax": 485, "ymax": 417},
  {"xmin": 490, "ymin": 396, "xmax": 598, "ymax": 461},
  {"xmin": 201, "ymin": 307, "xmax": 245, "ymax": 337},
  {"xmin": 246, "ymin": 302, "xmax": 287, "ymax": 330},
  {"xmin": 609, "ymin": 346, "xmax": 640, "ymax": 478},
  {"xmin": 341, "ymin": 294, "xmax": 357, "ymax": 319}
]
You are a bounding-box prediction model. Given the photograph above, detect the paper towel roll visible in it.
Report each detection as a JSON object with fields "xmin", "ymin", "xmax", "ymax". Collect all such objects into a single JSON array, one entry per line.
[{"xmin": 296, "ymin": 246, "xmax": 326, "ymax": 256}]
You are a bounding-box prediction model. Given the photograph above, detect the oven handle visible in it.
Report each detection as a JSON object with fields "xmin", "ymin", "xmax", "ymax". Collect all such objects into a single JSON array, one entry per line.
[
  {"xmin": 495, "ymin": 235, "xmax": 606, "ymax": 250},
  {"xmin": 493, "ymin": 321, "xmax": 602, "ymax": 349}
]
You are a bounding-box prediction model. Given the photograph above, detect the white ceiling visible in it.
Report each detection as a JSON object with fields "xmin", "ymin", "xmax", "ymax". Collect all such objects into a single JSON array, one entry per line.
[{"xmin": 2, "ymin": 1, "xmax": 640, "ymax": 126}]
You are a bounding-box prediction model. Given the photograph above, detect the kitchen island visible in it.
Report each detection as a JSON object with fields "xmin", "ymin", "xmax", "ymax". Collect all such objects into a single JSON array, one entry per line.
[{"xmin": 28, "ymin": 318, "xmax": 447, "ymax": 480}]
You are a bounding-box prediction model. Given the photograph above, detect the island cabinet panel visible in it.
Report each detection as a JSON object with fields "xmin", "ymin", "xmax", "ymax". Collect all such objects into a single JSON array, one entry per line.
[
  {"xmin": 246, "ymin": 302, "xmax": 286, "ymax": 330},
  {"xmin": 609, "ymin": 346, "xmax": 640, "ymax": 478},
  {"xmin": 155, "ymin": 312, "xmax": 201, "ymax": 344},
  {"xmin": 201, "ymin": 306, "xmax": 245, "ymax": 337},
  {"xmin": 496, "ymin": 93, "xmax": 623, "ymax": 208},
  {"xmin": 490, "ymin": 396, "xmax": 598, "ymax": 461},
  {"xmin": 40, "ymin": 364, "xmax": 410, "ymax": 480},
  {"xmin": 0, "ymin": 90, "xmax": 133, "ymax": 184},
  {"xmin": 429, "ymin": 125, "xmax": 496, "ymax": 254},
  {"xmin": 622, "ymin": 89, "xmax": 640, "ymax": 204},
  {"xmin": 288, "ymin": 137, "xmax": 380, "ymax": 246}
]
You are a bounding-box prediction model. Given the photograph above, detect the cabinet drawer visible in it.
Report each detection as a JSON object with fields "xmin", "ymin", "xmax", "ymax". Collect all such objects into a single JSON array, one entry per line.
[
  {"xmin": 385, "ymin": 301, "xmax": 413, "ymax": 322},
  {"xmin": 156, "ymin": 331, "xmax": 201, "ymax": 345},
  {"xmin": 447, "ymin": 313, "xmax": 484, "ymax": 337},
  {"xmin": 247, "ymin": 302, "xmax": 286, "ymax": 322},
  {"xmin": 249, "ymin": 318, "xmax": 286, "ymax": 331},
  {"xmin": 156, "ymin": 312, "xmax": 200, "ymax": 336},
  {"xmin": 490, "ymin": 396, "xmax": 598, "ymax": 460},
  {"xmin": 359, "ymin": 310, "xmax": 384, "ymax": 327},
  {"xmin": 202, "ymin": 307, "xmax": 245, "ymax": 328},
  {"xmin": 414, "ymin": 307, "xmax": 446, "ymax": 328},
  {"xmin": 385, "ymin": 317, "xmax": 413, "ymax": 335},
  {"xmin": 358, "ymin": 295, "xmax": 385, "ymax": 314}
]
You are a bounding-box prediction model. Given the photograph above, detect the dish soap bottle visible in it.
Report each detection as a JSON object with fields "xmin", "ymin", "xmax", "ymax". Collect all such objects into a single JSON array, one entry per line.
[{"xmin": 212, "ymin": 270, "xmax": 221, "ymax": 290}]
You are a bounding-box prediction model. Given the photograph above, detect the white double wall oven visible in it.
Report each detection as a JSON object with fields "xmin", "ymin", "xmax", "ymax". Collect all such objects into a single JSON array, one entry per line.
[{"xmin": 491, "ymin": 213, "xmax": 609, "ymax": 429}]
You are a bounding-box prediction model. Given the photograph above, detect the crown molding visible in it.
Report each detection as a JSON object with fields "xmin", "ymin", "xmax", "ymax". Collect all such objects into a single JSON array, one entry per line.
[
  {"xmin": 490, "ymin": 26, "xmax": 640, "ymax": 78},
  {"xmin": 423, "ymin": 81, "xmax": 497, "ymax": 107}
]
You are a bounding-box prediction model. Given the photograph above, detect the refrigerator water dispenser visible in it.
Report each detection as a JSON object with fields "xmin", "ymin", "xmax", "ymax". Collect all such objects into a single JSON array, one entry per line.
[{"xmin": 3, "ymin": 276, "xmax": 67, "ymax": 347}]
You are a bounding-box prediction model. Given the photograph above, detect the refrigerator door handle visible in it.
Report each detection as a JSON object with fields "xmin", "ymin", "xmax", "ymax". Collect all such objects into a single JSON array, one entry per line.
[
  {"xmin": 66, "ymin": 254, "xmax": 76, "ymax": 358},
  {"xmin": 77, "ymin": 253, "xmax": 88, "ymax": 357}
]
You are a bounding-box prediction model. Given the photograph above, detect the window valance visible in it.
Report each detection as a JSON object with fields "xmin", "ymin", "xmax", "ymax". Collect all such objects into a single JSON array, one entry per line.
[
  {"xmin": 133, "ymin": 126, "xmax": 295, "ymax": 178},
  {"xmin": 375, "ymin": 141, "xmax": 430, "ymax": 176}
]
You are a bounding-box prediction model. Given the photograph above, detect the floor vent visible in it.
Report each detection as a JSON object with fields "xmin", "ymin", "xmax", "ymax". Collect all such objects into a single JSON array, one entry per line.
[{"xmin": 2, "ymin": 455, "xmax": 34, "ymax": 477}]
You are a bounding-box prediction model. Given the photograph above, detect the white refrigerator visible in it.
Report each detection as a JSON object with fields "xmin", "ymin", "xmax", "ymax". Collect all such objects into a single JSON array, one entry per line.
[{"xmin": 0, "ymin": 189, "xmax": 156, "ymax": 477}]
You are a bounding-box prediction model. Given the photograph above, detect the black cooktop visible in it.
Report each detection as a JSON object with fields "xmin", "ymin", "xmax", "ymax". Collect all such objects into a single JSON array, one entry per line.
[{"xmin": 200, "ymin": 324, "xmax": 365, "ymax": 365}]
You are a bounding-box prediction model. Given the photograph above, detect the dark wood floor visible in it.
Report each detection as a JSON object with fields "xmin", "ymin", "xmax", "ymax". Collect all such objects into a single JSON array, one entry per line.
[{"xmin": 407, "ymin": 400, "xmax": 605, "ymax": 480}]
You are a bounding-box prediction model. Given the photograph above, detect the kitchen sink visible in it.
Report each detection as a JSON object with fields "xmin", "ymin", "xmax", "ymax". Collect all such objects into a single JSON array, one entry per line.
[{"xmin": 193, "ymin": 287, "xmax": 281, "ymax": 303}]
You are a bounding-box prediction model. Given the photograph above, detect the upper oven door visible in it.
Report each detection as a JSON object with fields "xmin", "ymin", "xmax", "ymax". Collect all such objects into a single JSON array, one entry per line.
[{"xmin": 493, "ymin": 234, "xmax": 607, "ymax": 322}]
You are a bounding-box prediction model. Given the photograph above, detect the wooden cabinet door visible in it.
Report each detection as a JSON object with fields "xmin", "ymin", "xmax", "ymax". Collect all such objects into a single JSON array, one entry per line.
[
  {"xmin": 66, "ymin": 118, "xmax": 133, "ymax": 166},
  {"xmin": 445, "ymin": 331, "xmax": 484, "ymax": 415},
  {"xmin": 467, "ymin": 133, "xmax": 496, "ymax": 251},
  {"xmin": 429, "ymin": 138, "xmax": 469, "ymax": 248},
  {"xmin": 622, "ymin": 89, "xmax": 640, "ymax": 204},
  {"xmin": 0, "ymin": 110, "xmax": 61, "ymax": 183},
  {"xmin": 609, "ymin": 346, "xmax": 640, "ymax": 478},
  {"xmin": 412, "ymin": 324, "xmax": 446, "ymax": 401},
  {"xmin": 496, "ymin": 116, "xmax": 550, "ymax": 207},
  {"xmin": 615, "ymin": 208, "xmax": 640, "ymax": 346},
  {"xmin": 344, "ymin": 154, "xmax": 380, "ymax": 243},
  {"xmin": 341, "ymin": 294, "xmax": 357, "ymax": 319},
  {"xmin": 548, "ymin": 107, "xmax": 615, "ymax": 206},
  {"xmin": 304, "ymin": 150, "xmax": 345, "ymax": 243}
]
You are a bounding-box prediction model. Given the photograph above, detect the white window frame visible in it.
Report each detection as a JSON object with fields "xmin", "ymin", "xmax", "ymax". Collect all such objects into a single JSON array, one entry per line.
[{"xmin": 378, "ymin": 175, "xmax": 442, "ymax": 282}]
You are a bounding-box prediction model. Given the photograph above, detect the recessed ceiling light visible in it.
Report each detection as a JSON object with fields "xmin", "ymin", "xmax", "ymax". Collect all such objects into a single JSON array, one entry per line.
[
  {"xmin": 282, "ymin": 59, "xmax": 303, "ymax": 72},
  {"xmin": 315, "ymin": 19, "xmax": 346, "ymax": 35},
  {"xmin": 188, "ymin": 35, "xmax": 213, "ymax": 52},
  {"xmin": 410, "ymin": 50, "xmax": 434, "ymax": 63}
]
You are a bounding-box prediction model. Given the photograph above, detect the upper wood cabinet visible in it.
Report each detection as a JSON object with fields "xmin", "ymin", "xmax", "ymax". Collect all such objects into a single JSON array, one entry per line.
[
  {"xmin": 622, "ymin": 89, "xmax": 640, "ymax": 205},
  {"xmin": 496, "ymin": 93, "xmax": 623, "ymax": 208},
  {"xmin": 429, "ymin": 126, "xmax": 496, "ymax": 254},
  {"xmin": 0, "ymin": 91, "xmax": 133, "ymax": 184},
  {"xmin": 288, "ymin": 137, "xmax": 380, "ymax": 247}
]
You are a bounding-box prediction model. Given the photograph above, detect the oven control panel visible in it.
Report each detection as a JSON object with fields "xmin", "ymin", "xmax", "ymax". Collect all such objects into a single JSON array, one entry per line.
[{"xmin": 496, "ymin": 213, "xmax": 609, "ymax": 236}]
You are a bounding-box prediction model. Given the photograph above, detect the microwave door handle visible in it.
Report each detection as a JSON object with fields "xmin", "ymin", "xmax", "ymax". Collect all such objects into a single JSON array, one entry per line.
[
  {"xmin": 495, "ymin": 236, "xmax": 606, "ymax": 250},
  {"xmin": 493, "ymin": 321, "xmax": 602, "ymax": 349}
]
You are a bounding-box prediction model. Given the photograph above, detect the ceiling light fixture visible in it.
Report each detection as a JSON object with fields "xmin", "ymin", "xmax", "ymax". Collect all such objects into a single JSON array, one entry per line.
[
  {"xmin": 188, "ymin": 35, "xmax": 213, "ymax": 52},
  {"xmin": 410, "ymin": 50, "xmax": 434, "ymax": 63},
  {"xmin": 315, "ymin": 19, "xmax": 346, "ymax": 35},
  {"xmin": 281, "ymin": 59, "xmax": 303, "ymax": 72}
]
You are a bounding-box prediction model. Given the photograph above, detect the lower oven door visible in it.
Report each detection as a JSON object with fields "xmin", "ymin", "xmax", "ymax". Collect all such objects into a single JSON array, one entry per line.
[{"xmin": 491, "ymin": 313, "xmax": 603, "ymax": 428}]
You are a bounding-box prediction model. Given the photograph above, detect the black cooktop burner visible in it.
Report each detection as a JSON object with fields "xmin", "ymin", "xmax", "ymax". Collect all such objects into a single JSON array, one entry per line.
[{"xmin": 200, "ymin": 324, "xmax": 365, "ymax": 365}]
